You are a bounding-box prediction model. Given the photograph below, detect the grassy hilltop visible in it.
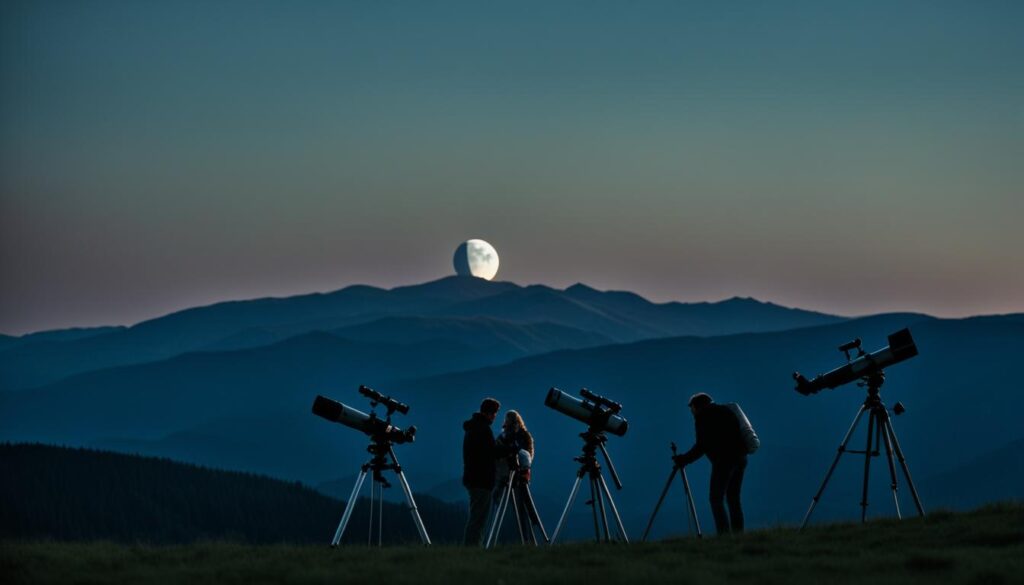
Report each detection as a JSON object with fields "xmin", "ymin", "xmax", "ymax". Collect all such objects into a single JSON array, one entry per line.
[{"xmin": 3, "ymin": 503, "xmax": 1021, "ymax": 585}]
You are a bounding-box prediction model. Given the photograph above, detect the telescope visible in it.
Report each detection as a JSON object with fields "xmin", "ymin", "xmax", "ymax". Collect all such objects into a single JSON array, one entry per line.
[
  {"xmin": 794, "ymin": 328, "xmax": 926, "ymax": 528},
  {"xmin": 312, "ymin": 394, "xmax": 416, "ymax": 444},
  {"xmin": 793, "ymin": 328, "xmax": 918, "ymax": 396},
  {"xmin": 311, "ymin": 386, "xmax": 431, "ymax": 546},
  {"xmin": 545, "ymin": 387, "xmax": 628, "ymax": 436}
]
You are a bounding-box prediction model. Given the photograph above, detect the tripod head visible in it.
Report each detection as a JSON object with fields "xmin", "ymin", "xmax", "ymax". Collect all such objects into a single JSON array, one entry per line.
[{"xmin": 575, "ymin": 427, "xmax": 624, "ymax": 490}]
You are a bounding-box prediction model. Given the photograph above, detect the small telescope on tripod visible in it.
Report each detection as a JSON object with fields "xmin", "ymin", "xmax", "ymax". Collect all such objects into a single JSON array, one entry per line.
[
  {"xmin": 311, "ymin": 385, "xmax": 431, "ymax": 546},
  {"xmin": 485, "ymin": 448, "xmax": 549, "ymax": 548},
  {"xmin": 793, "ymin": 328, "xmax": 926, "ymax": 528},
  {"xmin": 642, "ymin": 442, "xmax": 702, "ymax": 541},
  {"xmin": 545, "ymin": 387, "xmax": 630, "ymax": 544}
]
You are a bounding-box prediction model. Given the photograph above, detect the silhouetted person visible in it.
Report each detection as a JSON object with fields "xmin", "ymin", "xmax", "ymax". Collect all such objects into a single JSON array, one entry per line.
[
  {"xmin": 462, "ymin": 397, "xmax": 501, "ymax": 546},
  {"xmin": 674, "ymin": 392, "xmax": 748, "ymax": 535},
  {"xmin": 495, "ymin": 410, "xmax": 535, "ymax": 541}
]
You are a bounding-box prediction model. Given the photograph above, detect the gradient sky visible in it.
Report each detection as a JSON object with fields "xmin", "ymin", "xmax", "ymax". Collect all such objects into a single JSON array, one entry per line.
[{"xmin": 1, "ymin": 1, "xmax": 1022, "ymax": 334}]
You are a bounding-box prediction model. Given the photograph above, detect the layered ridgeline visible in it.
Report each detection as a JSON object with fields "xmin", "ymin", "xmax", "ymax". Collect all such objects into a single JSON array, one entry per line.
[
  {"xmin": 0, "ymin": 276, "xmax": 842, "ymax": 390},
  {"xmin": 1, "ymin": 277, "xmax": 1021, "ymax": 538},
  {"xmin": 1, "ymin": 310, "xmax": 1022, "ymax": 538},
  {"xmin": 0, "ymin": 443, "xmax": 465, "ymax": 544}
]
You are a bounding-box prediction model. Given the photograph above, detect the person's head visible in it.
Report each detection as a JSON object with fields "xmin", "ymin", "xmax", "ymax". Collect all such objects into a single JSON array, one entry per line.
[
  {"xmin": 503, "ymin": 410, "xmax": 526, "ymax": 433},
  {"xmin": 480, "ymin": 397, "xmax": 501, "ymax": 424},
  {"xmin": 688, "ymin": 392, "xmax": 713, "ymax": 417}
]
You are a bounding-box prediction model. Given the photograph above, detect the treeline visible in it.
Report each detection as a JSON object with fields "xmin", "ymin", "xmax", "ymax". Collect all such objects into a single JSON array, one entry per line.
[{"xmin": 0, "ymin": 443, "xmax": 466, "ymax": 544}]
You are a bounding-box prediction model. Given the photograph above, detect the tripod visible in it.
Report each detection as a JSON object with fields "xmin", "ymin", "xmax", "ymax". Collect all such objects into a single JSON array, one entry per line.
[
  {"xmin": 550, "ymin": 429, "xmax": 629, "ymax": 543},
  {"xmin": 642, "ymin": 442, "xmax": 702, "ymax": 541},
  {"xmin": 331, "ymin": 438, "xmax": 432, "ymax": 546},
  {"xmin": 801, "ymin": 371, "xmax": 925, "ymax": 529},
  {"xmin": 485, "ymin": 459, "xmax": 550, "ymax": 548}
]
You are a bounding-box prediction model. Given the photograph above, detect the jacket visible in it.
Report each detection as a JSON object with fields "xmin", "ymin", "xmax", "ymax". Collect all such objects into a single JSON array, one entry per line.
[
  {"xmin": 677, "ymin": 403, "xmax": 748, "ymax": 466},
  {"xmin": 462, "ymin": 412, "xmax": 498, "ymax": 489}
]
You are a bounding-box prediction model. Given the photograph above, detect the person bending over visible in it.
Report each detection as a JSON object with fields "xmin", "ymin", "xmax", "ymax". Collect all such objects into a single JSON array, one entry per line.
[{"xmin": 674, "ymin": 392, "xmax": 749, "ymax": 535}]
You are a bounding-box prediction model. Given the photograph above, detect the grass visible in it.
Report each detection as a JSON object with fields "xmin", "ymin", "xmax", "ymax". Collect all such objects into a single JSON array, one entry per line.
[{"xmin": 2, "ymin": 503, "xmax": 1021, "ymax": 585}]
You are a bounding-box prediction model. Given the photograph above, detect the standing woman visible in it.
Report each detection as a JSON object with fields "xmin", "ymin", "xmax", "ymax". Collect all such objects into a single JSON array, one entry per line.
[
  {"xmin": 494, "ymin": 410, "xmax": 537, "ymax": 542},
  {"xmin": 497, "ymin": 410, "xmax": 535, "ymax": 461}
]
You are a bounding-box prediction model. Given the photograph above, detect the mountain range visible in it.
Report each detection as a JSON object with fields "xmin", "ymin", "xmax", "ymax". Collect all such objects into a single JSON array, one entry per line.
[
  {"xmin": 0, "ymin": 276, "xmax": 842, "ymax": 391},
  {"xmin": 1, "ymin": 276, "xmax": 1020, "ymax": 539}
]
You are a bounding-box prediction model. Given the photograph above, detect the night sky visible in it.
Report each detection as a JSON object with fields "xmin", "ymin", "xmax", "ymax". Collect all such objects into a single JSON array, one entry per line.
[{"xmin": 1, "ymin": 1, "xmax": 1021, "ymax": 334}]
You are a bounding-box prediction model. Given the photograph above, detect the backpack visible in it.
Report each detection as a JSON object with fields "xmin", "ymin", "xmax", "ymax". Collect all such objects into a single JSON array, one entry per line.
[{"xmin": 725, "ymin": 402, "xmax": 760, "ymax": 454}]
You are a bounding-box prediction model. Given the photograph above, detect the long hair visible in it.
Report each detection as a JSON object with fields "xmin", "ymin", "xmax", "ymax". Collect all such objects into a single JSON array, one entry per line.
[
  {"xmin": 503, "ymin": 410, "xmax": 527, "ymax": 433},
  {"xmin": 502, "ymin": 410, "xmax": 534, "ymax": 457}
]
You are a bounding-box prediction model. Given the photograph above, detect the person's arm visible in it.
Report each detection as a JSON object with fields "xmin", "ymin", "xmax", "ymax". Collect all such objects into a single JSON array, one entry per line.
[
  {"xmin": 522, "ymin": 430, "xmax": 535, "ymax": 458},
  {"xmin": 674, "ymin": 416, "xmax": 706, "ymax": 466}
]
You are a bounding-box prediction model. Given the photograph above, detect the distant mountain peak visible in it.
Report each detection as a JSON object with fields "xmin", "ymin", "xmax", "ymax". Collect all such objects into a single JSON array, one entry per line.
[
  {"xmin": 719, "ymin": 296, "xmax": 766, "ymax": 305},
  {"xmin": 565, "ymin": 283, "xmax": 599, "ymax": 294},
  {"xmin": 390, "ymin": 275, "xmax": 519, "ymax": 299}
]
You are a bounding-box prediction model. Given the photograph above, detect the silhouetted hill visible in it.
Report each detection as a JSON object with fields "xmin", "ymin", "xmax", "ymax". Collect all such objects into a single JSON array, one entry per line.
[
  {"xmin": 17, "ymin": 326, "xmax": 126, "ymax": 344},
  {"xmin": 563, "ymin": 284, "xmax": 842, "ymax": 337},
  {"xmin": 333, "ymin": 316, "xmax": 613, "ymax": 355},
  {"xmin": 0, "ymin": 443, "xmax": 465, "ymax": 544},
  {"xmin": 925, "ymin": 437, "xmax": 1024, "ymax": 510},
  {"xmin": 6, "ymin": 504, "xmax": 1022, "ymax": 584},
  {"xmin": 380, "ymin": 313, "xmax": 1024, "ymax": 534},
  {"xmin": 0, "ymin": 276, "xmax": 844, "ymax": 390},
  {"xmin": 0, "ymin": 332, "xmax": 485, "ymax": 445},
  {"xmin": 436, "ymin": 285, "xmax": 643, "ymax": 340},
  {"xmin": 3, "ymin": 313, "xmax": 1021, "ymax": 538}
]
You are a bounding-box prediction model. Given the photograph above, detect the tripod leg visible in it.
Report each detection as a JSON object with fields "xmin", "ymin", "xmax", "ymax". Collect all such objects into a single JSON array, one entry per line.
[
  {"xmin": 597, "ymin": 473, "xmax": 630, "ymax": 543},
  {"xmin": 333, "ymin": 468, "xmax": 369, "ymax": 546},
  {"xmin": 642, "ymin": 467, "xmax": 678, "ymax": 542},
  {"xmin": 388, "ymin": 448, "xmax": 431, "ymax": 545},
  {"xmin": 801, "ymin": 404, "xmax": 868, "ymax": 529},
  {"xmin": 377, "ymin": 481, "xmax": 383, "ymax": 547},
  {"xmin": 589, "ymin": 476, "xmax": 602, "ymax": 542},
  {"xmin": 550, "ymin": 474, "xmax": 584, "ymax": 544},
  {"xmin": 680, "ymin": 467, "xmax": 702, "ymax": 538},
  {"xmin": 510, "ymin": 487, "xmax": 526, "ymax": 544},
  {"xmin": 513, "ymin": 484, "xmax": 537, "ymax": 545},
  {"xmin": 595, "ymin": 476, "xmax": 612, "ymax": 542},
  {"xmin": 487, "ymin": 478, "xmax": 513, "ymax": 549},
  {"xmin": 860, "ymin": 410, "xmax": 876, "ymax": 523},
  {"xmin": 367, "ymin": 478, "xmax": 375, "ymax": 546},
  {"xmin": 878, "ymin": 411, "xmax": 902, "ymax": 519},
  {"xmin": 521, "ymin": 484, "xmax": 548, "ymax": 544},
  {"xmin": 884, "ymin": 417, "xmax": 925, "ymax": 517}
]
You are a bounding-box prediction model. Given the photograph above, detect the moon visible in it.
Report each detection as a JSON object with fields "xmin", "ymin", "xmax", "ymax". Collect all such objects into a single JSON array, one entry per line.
[{"xmin": 453, "ymin": 239, "xmax": 500, "ymax": 280}]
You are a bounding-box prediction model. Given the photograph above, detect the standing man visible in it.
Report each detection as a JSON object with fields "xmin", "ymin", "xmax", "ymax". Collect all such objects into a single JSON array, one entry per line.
[
  {"xmin": 462, "ymin": 397, "xmax": 501, "ymax": 546},
  {"xmin": 674, "ymin": 392, "xmax": 749, "ymax": 535}
]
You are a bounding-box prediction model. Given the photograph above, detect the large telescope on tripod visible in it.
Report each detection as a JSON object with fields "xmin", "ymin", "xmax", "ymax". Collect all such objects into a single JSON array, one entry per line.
[
  {"xmin": 311, "ymin": 385, "xmax": 431, "ymax": 546},
  {"xmin": 545, "ymin": 387, "xmax": 630, "ymax": 544},
  {"xmin": 793, "ymin": 328, "xmax": 925, "ymax": 529}
]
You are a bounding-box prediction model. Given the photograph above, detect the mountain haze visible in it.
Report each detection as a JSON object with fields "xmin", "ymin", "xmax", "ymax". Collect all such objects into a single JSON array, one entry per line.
[{"xmin": 0, "ymin": 277, "xmax": 844, "ymax": 390}]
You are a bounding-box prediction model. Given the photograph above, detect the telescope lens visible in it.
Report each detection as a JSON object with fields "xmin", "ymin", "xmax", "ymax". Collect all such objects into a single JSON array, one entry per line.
[
  {"xmin": 311, "ymin": 394, "xmax": 373, "ymax": 433},
  {"xmin": 312, "ymin": 395, "xmax": 344, "ymax": 421},
  {"xmin": 544, "ymin": 387, "xmax": 629, "ymax": 437}
]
